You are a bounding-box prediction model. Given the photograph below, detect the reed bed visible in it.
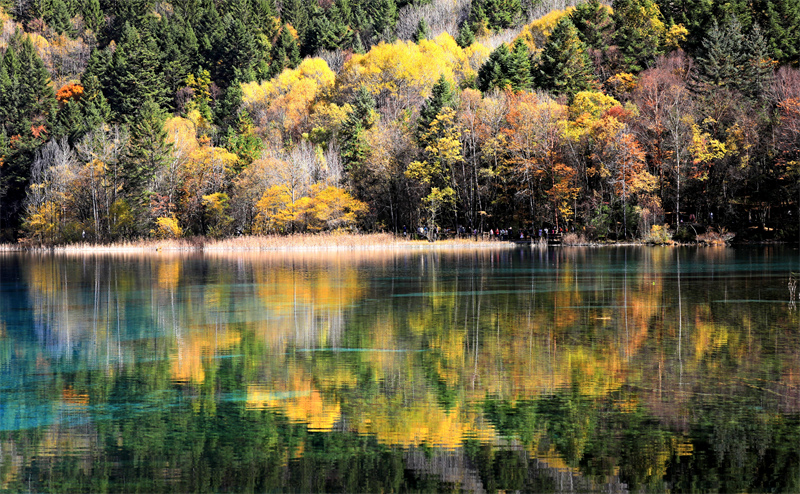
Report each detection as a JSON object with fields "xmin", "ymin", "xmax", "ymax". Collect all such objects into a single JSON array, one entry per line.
[{"xmin": 1, "ymin": 233, "xmax": 518, "ymax": 253}]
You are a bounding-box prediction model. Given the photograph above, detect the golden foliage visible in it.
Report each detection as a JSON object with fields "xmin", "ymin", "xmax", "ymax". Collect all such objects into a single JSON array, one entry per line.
[
  {"xmin": 152, "ymin": 215, "xmax": 183, "ymax": 239},
  {"xmin": 515, "ymin": 9, "xmax": 574, "ymax": 52},
  {"xmin": 242, "ymin": 58, "xmax": 335, "ymax": 138}
]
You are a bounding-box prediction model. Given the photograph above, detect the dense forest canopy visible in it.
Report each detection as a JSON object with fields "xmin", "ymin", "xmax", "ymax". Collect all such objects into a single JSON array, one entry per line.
[{"xmin": 0, "ymin": 0, "xmax": 799, "ymax": 243}]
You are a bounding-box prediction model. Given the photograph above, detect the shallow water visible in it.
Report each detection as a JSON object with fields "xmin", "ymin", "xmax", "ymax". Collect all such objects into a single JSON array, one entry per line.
[{"xmin": 1, "ymin": 246, "xmax": 799, "ymax": 492}]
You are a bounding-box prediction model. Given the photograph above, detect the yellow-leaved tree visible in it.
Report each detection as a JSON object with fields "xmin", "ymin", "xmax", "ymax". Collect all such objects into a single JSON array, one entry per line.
[
  {"xmin": 242, "ymin": 58, "xmax": 335, "ymax": 144},
  {"xmin": 338, "ymin": 34, "xmax": 486, "ymax": 119}
]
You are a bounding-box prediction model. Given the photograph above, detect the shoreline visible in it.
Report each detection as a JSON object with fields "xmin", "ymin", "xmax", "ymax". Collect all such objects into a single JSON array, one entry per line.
[
  {"xmin": 0, "ymin": 233, "xmax": 524, "ymax": 253},
  {"xmin": 0, "ymin": 233, "xmax": 753, "ymax": 253}
]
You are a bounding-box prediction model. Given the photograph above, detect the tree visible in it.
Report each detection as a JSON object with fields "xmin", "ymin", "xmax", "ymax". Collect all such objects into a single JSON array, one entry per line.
[
  {"xmin": 534, "ymin": 17, "xmax": 596, "ymax": 98},
  {"xmin": 570, "ymin": 0, "xmax": 614, "ymax": 50},
  {"xmin": 417, "ymin": 75, "xmax": 457, "ymax": 144},
  {"xmin": 406, "ymin": 107, "xmax": 462, "ymax": 240},
  {"xmin": 123, "ymin": 96, "xmax": 170, "ymax": 210},
  {"xmin": 455, "ymin": 23, "xmax": 475, "ymax": 48},
  {"xmin": 477, "ymin": 40, "xmax": 531, "ymax": 92},
  {"xmin": 0, "ymin": 31, "xmax": 57, "ymax": 238},
  {"xmin": 341, "ymin": 85, "xmax": 378, "ymax": 193},
  {"xmin": 413, "ymin": 18, "xmax": 431, "ymax": 43},
  {"xmin": 612, "ymin": 0, "xmax": 666, "ymax": 72},
  {"xmin": 105, "ymin": 23, "xmax": 168, "ymax": 121}
]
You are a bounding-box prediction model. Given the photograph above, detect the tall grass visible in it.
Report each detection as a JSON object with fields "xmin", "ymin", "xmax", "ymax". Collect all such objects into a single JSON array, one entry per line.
[{"xmin": 2, "ymin": 233, "xmax": 519, "ymax": 253}]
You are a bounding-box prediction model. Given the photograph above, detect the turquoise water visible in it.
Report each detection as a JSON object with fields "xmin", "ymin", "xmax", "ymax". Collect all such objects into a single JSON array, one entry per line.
[{"xmin": 0, "ymin": 247, "xmax": 799, "ymax": 492}]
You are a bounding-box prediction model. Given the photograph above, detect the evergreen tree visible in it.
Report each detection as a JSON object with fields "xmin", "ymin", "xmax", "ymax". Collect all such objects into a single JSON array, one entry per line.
[
  {"xmin": 82, "ymin": 0, "xmax": 104, "ymax": 34},
  {"xmin": 105, "ymin": 23, "xmax": 168, "ymax": 121},
  {"xmin": 534, "ymin": 17, "xmax": 596, "ymax": 98},
  {"xmin": 570, "ymin": 0, "xmax": 613, "ymax": 50},
  {"xmin": 0, "ymin": 32, "xmax": 57, "ymax": 237},
  {"xmin": 743, "ymin": 23, "xmax": 775, "ymax": 99},
  {"xmin": 417, "ymin": 75, "xmax": 456, "ymax": 144},
  {"xmin": 306, "ymin": 8, "xmax": 352, "ymax": 54},
  {"xmin": 282, "ymin": 0, "xmax": 309, "ymax": 42},
  {"xmin": 252, "ymin": 0, "xmax": 279, "ymax": 39},
  {"xmin": 341, "ymin": 85, "xmax": 377, "ymax": 176},
  {"xmin": 754, "ymin": 0, "xmax": 800, "ymax": 65},
  {"xmin": 470, "ymin": 0, "xmax": 521, "ymax": 32},
  {"xmin": 47, "ymin": 0, "xmax": 74, "ymax": 36},
  {"xmin": 352, "ymin": 32, "xmax": 366, "ymax": 54},
  {"xmin": 693, "ymin": 18, "xmax": 746, "ymax": 90},
  {"xmin": 269, "ymin": 25, "xmax": 301, "ymax": 78},
  {"xmin": 413, "ymin": 18, "xmax": 431, "ymax": 42},
  {"xmin": 455, "ymin": 22, "xmax": 475, "ymax": 48},
  {"xmin": 612, "ymin": 0, "xmax": 665, "ymax": 72},
  {"xmin": 477, "ymin": 40, "xmax": 530, "ymax": 92},
  {"xmin": 123, "ymin": 96, "xmax": 170, "ymax": 201},
  {"xmin": 370, "ymin": 0, "xmax": 398, "ymax": 37},
  {"xmin": 219, "ymin": 14, "xmax": 260, "ymax": 84}
]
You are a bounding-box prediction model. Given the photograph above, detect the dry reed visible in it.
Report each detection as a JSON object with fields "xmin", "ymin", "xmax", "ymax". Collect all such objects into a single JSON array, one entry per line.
[{"xmin": 1, "ymin": 233, "xmax": 519, "ymax": 253}]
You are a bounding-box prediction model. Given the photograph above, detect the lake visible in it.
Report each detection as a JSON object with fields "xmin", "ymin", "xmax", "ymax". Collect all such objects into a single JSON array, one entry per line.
[{"xmin": 1, "ymin": 246, "xmax": 799, "ymax": 492}]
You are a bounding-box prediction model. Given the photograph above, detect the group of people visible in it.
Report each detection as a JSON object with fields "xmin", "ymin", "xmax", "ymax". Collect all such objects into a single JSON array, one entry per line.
[{"xmin": 400, "ymin": 224, "xmax": 573, "ymax": 241}]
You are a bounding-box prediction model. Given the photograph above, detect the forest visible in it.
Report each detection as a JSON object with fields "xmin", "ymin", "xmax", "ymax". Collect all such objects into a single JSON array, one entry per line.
[{"xmin": 0, "ymin": 0, "xmax": 799, "ymax": 244}]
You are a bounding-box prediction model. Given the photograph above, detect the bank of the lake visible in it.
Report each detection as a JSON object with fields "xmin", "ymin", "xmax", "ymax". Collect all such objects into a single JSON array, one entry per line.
[{"xmin": 0, "ymin": 233, "xmax": 532, "ymax": 253}]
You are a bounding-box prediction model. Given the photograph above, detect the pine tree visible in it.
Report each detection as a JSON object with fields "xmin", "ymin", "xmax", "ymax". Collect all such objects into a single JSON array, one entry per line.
[
  {"xmin": 370, "ymin": 0, "xmax": 398, "ymax": 37},
  {"xmin": 47, "ymin": 0, "xmax": 74, "ymax": 36},
  {"xmin": 743, "ymin": 23, "xmax": 774, "ymax": 99},
  {"xmin": 282, "ymin": 0, "xmax": 309, "ymax": 41},
  {"xmin": 471, "ymin": 0, "xmax": 521, "ymax": 32},
  {"xmin": 417, "ymin": 75, "xmax": 456, "ymax": 144},
  {"xmin": 82, "ymin": 0, "xmax": 104, "ymax": 34},
  {"xmin": 477, "ymin": 43, "xmax": 513, "ymax": 92},
  {"xmin": 413, "ymin": 18, "xmax": 431, "ymax": 43},
  {"xmin": 570, "ymin": 0, "xmax": 613, "ymax": 50},
  {"xmin": 755, "ymin": 0, "xmax": 800, "ymax": 65},
  {"xmin": 106, "ymin": 23, "xmax": 168, "ymax": 121},
  {"xmin": 0, "ymin": 32, "xmax": 57, "ymax": 236},
  {"xmin": 612, "ymin": 0, "xmax": 665, "ymax": 72},
  {"xmin": 693, "ymin": 18, "xmax": 745, "ymax": 90},
  {"xmin": 123, "ymin": 96, "xmax": 170, "ymax": 200},
  {"xmin": 455, "ymin": 22, "xmax": 475, "ymax": 48},
  {"xmin": 534, "ymin": 17, "xmax": 596, "ymax": 98},
  {"xmin": 269, "ymin": 25, "xmax": 301, "ymax": 77},
  {"xmin": 341, "ymin": 85, "xmax": 377, "ymax": 175}
]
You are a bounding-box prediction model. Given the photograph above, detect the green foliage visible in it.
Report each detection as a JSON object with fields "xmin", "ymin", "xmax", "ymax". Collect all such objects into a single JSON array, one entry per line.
[
  {"xmin": 612, "ymin": 0, "xmax": 665, "ymax": 72},
  {"xmin": 470, "ymin": 0, "xmax": 522, "ymax": 32},
  {"xmin": 478, "ymin": 39, "xmax": 531, "ymax": 92},
  {"xmin": 412, "ymin": 18, "xmax": 431, "ymax": 43},
  {"xmin": 455, "ymin": 22, "xmax": 475, "ymax": 48},
  {"xmin": 417, "ymin": 74, "xmax": 456, "ymax": 144},
  {"xmin": 570, "ymin": 0, "xmax": 614, "ymax": 50},
  {"xmin": 533, "ymin": 17, "xmax": 596, "ymax": 98}
]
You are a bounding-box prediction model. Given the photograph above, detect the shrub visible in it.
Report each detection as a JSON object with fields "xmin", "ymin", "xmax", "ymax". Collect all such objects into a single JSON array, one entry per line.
[
  {"xmin": 643, "ymin": 224, "xmax": 672, "ymax": 244},
  {"xmin": 153, "ymin": 216, "xmax": 183, "ymax": 239}
]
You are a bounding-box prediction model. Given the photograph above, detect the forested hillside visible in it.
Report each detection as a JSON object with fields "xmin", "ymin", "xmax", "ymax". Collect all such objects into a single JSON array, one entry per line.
[{"xmin": 0, "ymin": 0, "xmax": 799, "ymax": 243}]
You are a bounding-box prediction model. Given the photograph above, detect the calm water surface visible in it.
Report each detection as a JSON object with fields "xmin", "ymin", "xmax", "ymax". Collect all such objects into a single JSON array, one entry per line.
[{"xmin": 1, "ymin": 246, "xmax": 799, "ymax": 492}]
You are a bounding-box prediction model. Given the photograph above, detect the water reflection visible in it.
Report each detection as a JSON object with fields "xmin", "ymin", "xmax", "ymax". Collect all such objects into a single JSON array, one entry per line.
[{"xmin": 1, "ymin": 247, "xmax": 799, "ymax": 492}]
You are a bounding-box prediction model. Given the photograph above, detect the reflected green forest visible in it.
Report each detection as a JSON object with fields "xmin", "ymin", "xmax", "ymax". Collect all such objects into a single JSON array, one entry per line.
[{"xmin": 1, "ymin": 247, "xmax": 800, "ymax": 492}]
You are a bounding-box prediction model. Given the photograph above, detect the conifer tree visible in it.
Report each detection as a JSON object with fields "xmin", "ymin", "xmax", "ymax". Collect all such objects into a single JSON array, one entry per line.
[
  {"xmin": 570, "ymin": 0, "xmax": 613, "ymax": 50},
  {"xmin": 455, "ymin": 22, "xmax": 475, "ymax": 48},
  {"xmin": 370, "ymin": 0, "xmax": 398, "ymax": 37},
  {"xmin": 106, "ymin": 23, "xmax": 167, "ymax": 121},
  {"xmin": 534, "ymin": 17, "xmax": 596, "ymax": 98},
  {"xmin": 47, "ymin": 0, "xmax": 74, "ymax": 36},
  {"xmin": 755, "ymin": 0, "xmax": 800, "ymax": 65},
  {"xmin": 0, "ymin": 32, "xmax": 56, "ymax": 236},
  {"xmin": 693, "ymin": 18, "xmax": 745, "ymax": 90},
  {"xmin": 341, "ymin": 85, "xmax": 377, "ymax": 177},
  {"xmin": 612, "ymin": 0, "xmax": 665, "ymax": 72},
  {"xmin": 417, "ymin": 75, "xmax": 456, "ymax": 144},
  {"xmin": 282, "ymin": 0, "xmax": 309, "ymax": 41},
  {"xmin": 413, "ymin": 18, "xmax": 431, "ymax": 43},
  {"xmin": 82, "ymin": 0, "xmax": 104, "ymax": 34},
  {"xmin": 123, "ymin": 96, "xmax": 170, "ymax": 200},
  {"xmin": 269, "ymin": 24, "xmax": 301, "ymax": 77}
]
